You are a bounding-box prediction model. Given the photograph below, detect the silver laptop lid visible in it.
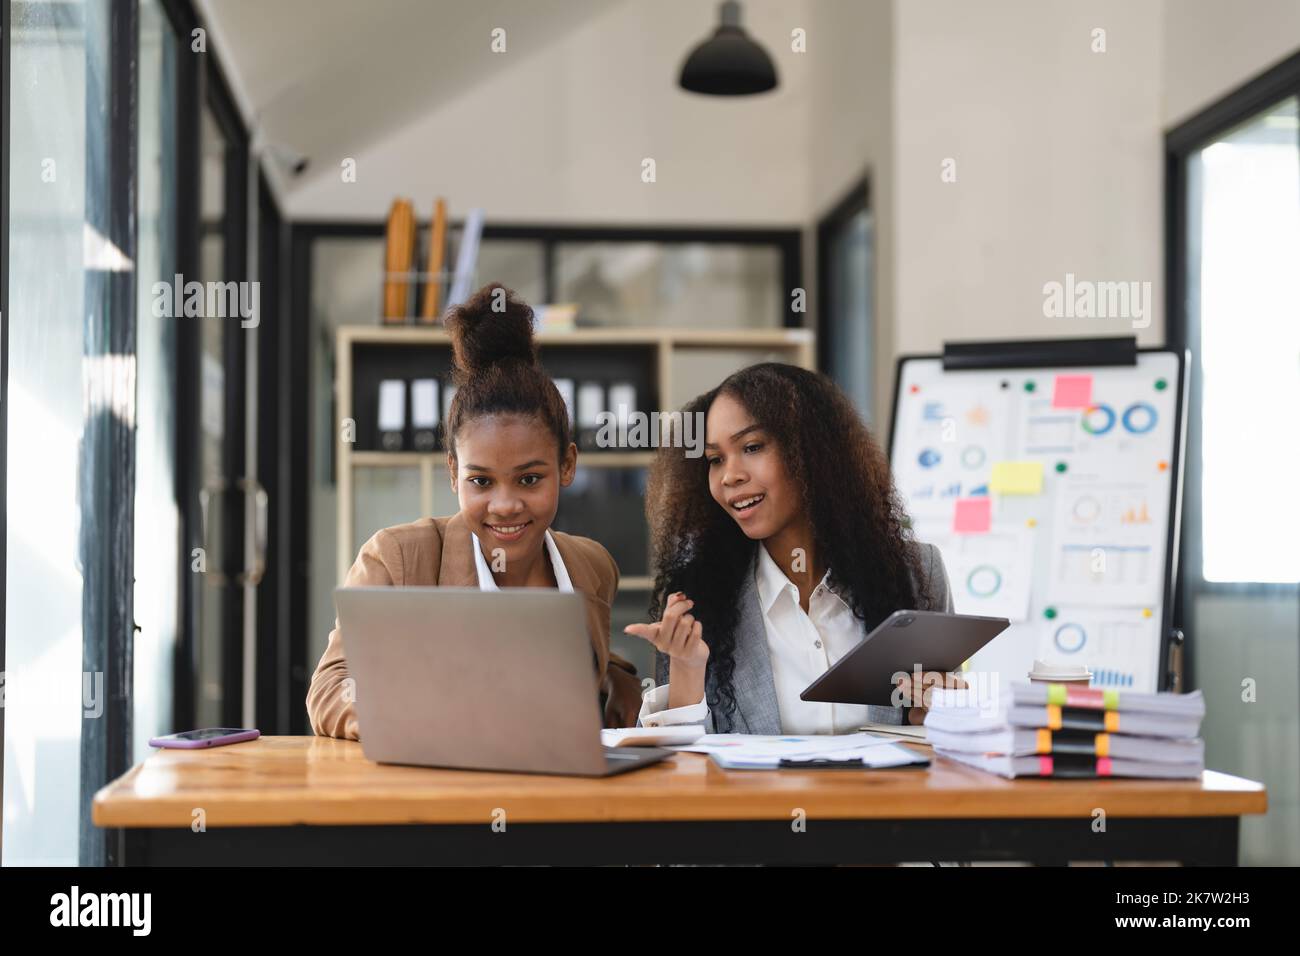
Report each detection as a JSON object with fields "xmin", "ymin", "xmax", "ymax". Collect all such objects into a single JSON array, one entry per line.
[{"xmin": 334, "ymin": 587, "xmax": 607, "ymax": 775}]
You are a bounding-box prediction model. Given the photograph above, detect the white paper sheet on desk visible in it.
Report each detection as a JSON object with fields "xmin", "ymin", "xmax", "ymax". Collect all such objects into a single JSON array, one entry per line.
[
  {"xmin": 669, "ymin": 733, "xmax": 926, "ymax": 770},
  {"xmin": 670, "ymin": 732, "xmax": 883, "ymax": 754},
  {"xmin": 857, "ymin": 722, "xmax": 929, "ymax": 741},
  {"xmin": 711, "ymin": 741, "xmax": 925, "ymax": 770}
]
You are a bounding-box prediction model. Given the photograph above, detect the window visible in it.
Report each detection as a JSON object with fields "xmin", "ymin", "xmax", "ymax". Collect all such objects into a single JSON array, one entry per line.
[
  {"xmin": 133, "ymin": 0, "xmax": 181, "ymax": 767},
  {"xmin": 1167, "ymin": 52, "xmax": 1300, "ymax": 866},
  {"xmin": 1179, "ymin": 97, "xmax": 1300, "ymax": 583},
  {"xmin": 553, "ymin": 240, "xmax": 785, "ymax": 329},
  {"xmin": 817, "ymin": 178, "xmax": 874, "ymax": 423},
  {"xmin": 5, "ymin": 0, "xmax": 103, "ymax": 866}
]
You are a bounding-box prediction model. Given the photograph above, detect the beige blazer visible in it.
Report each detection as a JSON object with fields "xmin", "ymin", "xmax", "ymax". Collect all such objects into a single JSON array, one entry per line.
[{"xmin": 307, "ymin": 512, "xmax": 638, "ymax": 739}]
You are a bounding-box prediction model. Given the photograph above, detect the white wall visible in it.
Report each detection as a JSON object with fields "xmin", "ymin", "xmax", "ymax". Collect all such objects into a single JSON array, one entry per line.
[
  {"xmin": 286, "ymin": 0, "xmax": 817, "ymax": 225},
  {"xmin": 890, "ymin": 0, "xmax": 1165, "ymax": 414},
  {"xmin": 886, "ymin": 0, "xmax": 1300, "ymax": 399},
  {"xmin": 805, "ymin": 0, "xmax": 894, "ymax": 420},
  {"xmin": 211, "ymin": 0, "xmax": 1300, "ymax": 381}
]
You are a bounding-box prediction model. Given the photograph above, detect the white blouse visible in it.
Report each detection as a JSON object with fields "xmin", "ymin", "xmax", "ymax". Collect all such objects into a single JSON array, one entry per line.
[
  {"xmin": 470, "ymin": 529, "xmax": 574, "ymax": 593},
  {"xmin": 639, "ymin": 545, "xmax": 875, "ymax": 734}
]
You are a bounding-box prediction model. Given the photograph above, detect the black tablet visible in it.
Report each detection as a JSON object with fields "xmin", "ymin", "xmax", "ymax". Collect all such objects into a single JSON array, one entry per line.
[{"xmin": 799, "ymin": 610, "xmax": 1010, "ymax": 706}]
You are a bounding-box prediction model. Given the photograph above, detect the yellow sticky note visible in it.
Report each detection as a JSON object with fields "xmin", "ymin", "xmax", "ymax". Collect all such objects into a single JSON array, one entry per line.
[{"xmin": 990, "ymin": 460, "xmax": 1044, "ymax": 496}]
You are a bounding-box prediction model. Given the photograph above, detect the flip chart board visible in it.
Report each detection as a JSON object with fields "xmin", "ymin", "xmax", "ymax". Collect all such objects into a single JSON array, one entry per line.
[{"xmin": 889, "ymin": 345, "xmax": 1187, "ymax": 692}]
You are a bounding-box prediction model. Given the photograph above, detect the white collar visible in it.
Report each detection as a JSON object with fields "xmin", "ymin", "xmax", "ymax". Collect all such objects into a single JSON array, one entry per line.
[
  {"xmin": 754, "ymin": 543, "xmax": 839, "ymax": 614},
  {"xmin": 471, "ymin": 528, "xmax": 574, "ymax": 593}
]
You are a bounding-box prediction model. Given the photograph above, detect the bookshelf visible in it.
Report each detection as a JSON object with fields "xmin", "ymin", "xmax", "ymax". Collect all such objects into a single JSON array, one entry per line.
[{"xmin": 335, "ymin": 324, "xmax": 816, "ymax": 587}]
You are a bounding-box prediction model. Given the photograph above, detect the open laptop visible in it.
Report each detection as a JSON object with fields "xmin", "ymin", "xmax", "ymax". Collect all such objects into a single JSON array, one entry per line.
[{"xmin": 333, "ymin": 586, "xmax": 670, "ymax": 776}]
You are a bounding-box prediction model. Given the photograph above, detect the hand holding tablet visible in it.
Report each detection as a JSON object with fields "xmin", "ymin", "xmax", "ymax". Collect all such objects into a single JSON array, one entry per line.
[{"xmin": 800, "ymin": 610, "xmax": 1009, "ymax": 708}]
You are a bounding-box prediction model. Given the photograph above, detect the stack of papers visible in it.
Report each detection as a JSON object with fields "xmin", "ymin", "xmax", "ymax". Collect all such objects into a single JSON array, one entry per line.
[
  {"xmin": 925, "ymin": 682, "xmax": 1206, "ymax": 779},
  {"xmin": 669, "ymin": 733, "xmax": 929, "ymax": 771},
  {"xmin": 601, "ymin": 726, "xmax": 705, "ymax": 748},
  {"xmin": 856, "ymin": 722, "xmax": 930, "ymax": 743}
]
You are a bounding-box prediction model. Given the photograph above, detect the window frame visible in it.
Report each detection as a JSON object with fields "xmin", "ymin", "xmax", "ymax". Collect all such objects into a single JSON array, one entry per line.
[
  {"xmin": 293, "ymin": 221, "xmax": 803, "ymax": 324},
  {"xmin": 160, "ymin": 0, "xmax": 261, "ymax": 734},
  {"xmin": 816, "ymin": 174, "xmax": 873, "ymax": 419},
  {"xmin": 1165, "ymin": 49, "xmax": 1300, "ymax": 601}
]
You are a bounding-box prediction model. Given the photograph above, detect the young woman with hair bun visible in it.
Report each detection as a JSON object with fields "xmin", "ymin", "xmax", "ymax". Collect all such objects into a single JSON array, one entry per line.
[{"xmin": 308, "ymin": 283, "xmax": 643, "ymax": 739}]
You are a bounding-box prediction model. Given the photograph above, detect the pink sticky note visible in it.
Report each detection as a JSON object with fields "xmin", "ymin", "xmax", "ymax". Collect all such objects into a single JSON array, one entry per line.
[
  {"xmin": 1052, "ymin": 374, "xmax": 1093, "ymax": 409},
  {"xmin": 953, "ymin": 497, "xmax": 992, "ymax": 534}
]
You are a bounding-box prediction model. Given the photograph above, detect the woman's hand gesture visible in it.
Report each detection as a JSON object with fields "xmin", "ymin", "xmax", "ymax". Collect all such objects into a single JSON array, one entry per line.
[{"xmin": 624, "ymin": 592, "xmax": 709, "ymax": 670}]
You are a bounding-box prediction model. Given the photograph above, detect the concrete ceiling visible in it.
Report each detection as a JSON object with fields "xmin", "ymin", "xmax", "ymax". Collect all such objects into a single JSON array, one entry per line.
[{"xmin": 198, "ymin": 0, "xmax": 615, "ymax": 197}]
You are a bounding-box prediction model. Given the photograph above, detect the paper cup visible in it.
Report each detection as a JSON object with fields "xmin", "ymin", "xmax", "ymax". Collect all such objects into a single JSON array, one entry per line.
[{"xmin": 1027, "ymin": 659, "xmax": 1092, "ymax": 685}]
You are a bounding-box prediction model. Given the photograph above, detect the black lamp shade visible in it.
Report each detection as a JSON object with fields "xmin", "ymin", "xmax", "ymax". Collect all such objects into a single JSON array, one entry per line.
[{"xmin": 679, "ymin": 2, "xmax": 778, "ymax": 96}]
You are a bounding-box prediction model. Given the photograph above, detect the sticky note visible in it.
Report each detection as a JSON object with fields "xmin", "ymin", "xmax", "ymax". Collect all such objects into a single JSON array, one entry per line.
[
  {"xmin": 1052, "ymin": 374, "xmax": 1093, "ymax": 408},
  {"xmin": 990, "ymin": 460, "xmax": 1044, "ymax": 495},
  {"xmin": 953, "ymin": 497, "xmax": 991, "ymax": 533}
]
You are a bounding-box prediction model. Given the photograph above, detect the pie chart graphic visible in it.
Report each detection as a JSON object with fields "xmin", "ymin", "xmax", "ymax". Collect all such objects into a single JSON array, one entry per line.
[
  {"xmin": 966, "ymin": 565, "xmax": 1002, "ymax": 599},
  {"xmin": 1071, "ymin": 494, "xmax": 1102, "ymax": 525},
  {"xmin": 1122, "ymin": 402, "xmax": 1157, "ymax": 435},
  {"xmin": 1053, "ymin": 623, "xmax": 1087, "ymax": 654},
  {"xmin": 1081, "ymin": 404, "xmax": 1116, "ymax": 436}
]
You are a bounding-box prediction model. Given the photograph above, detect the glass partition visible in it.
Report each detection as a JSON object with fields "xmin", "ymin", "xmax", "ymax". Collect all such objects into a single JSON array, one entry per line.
[{"xmin": 4, "ymin": 0, "xmax": 93, "ymax": 866}]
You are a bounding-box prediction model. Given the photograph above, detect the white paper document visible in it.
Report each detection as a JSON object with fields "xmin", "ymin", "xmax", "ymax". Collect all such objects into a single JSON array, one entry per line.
[
  {"xmin": 669, "ymin": 733, "xmax": 928, "ymax": 770},
  {"xmin": 920, "ymin": 524, "xmax": 1035, "ymax": 622},
  {"xmin": 601, "ymin": 726, "xmax": 704, "ymax": 748}
]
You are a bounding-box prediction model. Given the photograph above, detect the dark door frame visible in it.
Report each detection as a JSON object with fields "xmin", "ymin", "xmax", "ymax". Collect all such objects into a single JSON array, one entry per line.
[
  {"xmin": 816, "ymin": 174, "xmax": 872, "ymax": 388},
  {"xmin": 207, "ymin": 44, "xmax": 251, "ymax": 731},
  {"xmin": 161, "ymin": 0, "xmax": 255, "ymax": 731},
  {"xmin": 76, "ymin": 0, "xmax": 139, "ymax": 867},
  {"xmin": 162, "ymin": 0, "xmax": 201, "ymax": 734},
  {"xmin": 255, "ymin": 169, "xmax": 291, "ymax": 730}
]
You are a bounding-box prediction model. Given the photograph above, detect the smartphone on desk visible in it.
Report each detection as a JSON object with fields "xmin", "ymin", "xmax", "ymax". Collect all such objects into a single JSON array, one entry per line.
[{"xmin": 148, "ymin": 728, "xmax": 260, "ymax": 749}]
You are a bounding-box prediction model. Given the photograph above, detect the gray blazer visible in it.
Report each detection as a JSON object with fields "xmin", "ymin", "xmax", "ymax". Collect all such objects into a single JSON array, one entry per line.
[{"xmin": 652, "ymin": 542, "xmax": 954, "ymax": 734}]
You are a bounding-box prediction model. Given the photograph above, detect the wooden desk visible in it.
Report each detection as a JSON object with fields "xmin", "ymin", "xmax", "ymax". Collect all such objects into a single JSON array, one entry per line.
[{"xmin": 93, "ymin": 736, "xmax": 1267, "ymax": 865}]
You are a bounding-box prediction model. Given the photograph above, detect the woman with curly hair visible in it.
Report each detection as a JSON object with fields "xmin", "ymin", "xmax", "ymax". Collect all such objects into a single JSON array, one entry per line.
[{"xmin": 624, "ymin": 362, "xmax": 960, "ymax": 734}]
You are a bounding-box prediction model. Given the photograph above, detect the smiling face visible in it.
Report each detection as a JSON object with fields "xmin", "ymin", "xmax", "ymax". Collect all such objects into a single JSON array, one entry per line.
[
  {"xmin": 450, "ymin": 413, "xmax": 576, "ymax": 565},
  {"xmin": 704, "ymin": 391, "xmax": 803, "ymax": 542}
]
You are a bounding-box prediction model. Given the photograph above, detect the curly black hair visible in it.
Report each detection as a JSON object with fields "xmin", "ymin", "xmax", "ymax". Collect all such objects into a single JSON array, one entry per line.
[{"xmin": 645, "ymin": 363, "xmax": 930, "ymax": 731}]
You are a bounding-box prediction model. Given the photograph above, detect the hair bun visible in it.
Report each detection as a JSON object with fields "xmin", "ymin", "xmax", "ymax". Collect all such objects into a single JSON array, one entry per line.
[{"xmin": 445, "ymin": 283, "xmax": 538, "ymax": 377}]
